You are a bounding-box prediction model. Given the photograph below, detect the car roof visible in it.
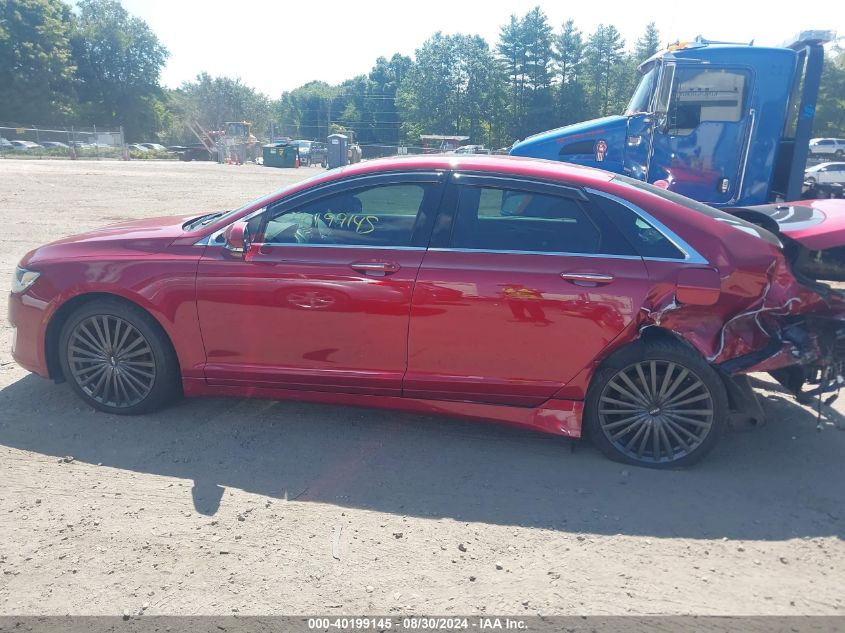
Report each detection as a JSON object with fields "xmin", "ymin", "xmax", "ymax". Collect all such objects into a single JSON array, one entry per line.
[
  {"xmin": 326, "ymin": 155, "xmax": 615, "ymax": 186},
  {"xmin": 812, "ymin": 162, "xmax": 845, "ymax": 167}
]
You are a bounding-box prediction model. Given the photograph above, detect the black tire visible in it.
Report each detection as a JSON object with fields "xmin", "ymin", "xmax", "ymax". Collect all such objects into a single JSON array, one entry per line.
[
  {"xmin": 59, "ymin": 298, "xmax": 180, "ymax": 415},
  {"xmin": 836, "ymin": 150, "xmax": 843, "ymax": 158},
  {"xmin": 584, "ymin": 338, "xmax": 727, "ymax": 468},
  {"xmin": 806, "ymin": 176, "xmax": 817, "ymax": 185}
]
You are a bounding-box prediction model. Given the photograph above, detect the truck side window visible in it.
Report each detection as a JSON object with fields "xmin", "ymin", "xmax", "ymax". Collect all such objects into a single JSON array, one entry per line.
[{"xmin": 667, "ymin": 67, "xmax": 750, "ymax": 136}]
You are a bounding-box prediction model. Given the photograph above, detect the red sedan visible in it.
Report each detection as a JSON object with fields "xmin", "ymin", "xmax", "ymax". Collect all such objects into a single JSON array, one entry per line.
[{"xmin": 9, "ymin": 156, "xmax": 845, "ymax": 467}]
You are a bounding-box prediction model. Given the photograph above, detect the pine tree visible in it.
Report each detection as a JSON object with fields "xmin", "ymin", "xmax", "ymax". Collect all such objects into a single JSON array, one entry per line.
[
  {"xmin": 583, "ymin": 24, "xmax": 626, "ymax": 116},
  {"xmin": 634, "ymin": 22, "xmax": 661, "ymax": 63}
]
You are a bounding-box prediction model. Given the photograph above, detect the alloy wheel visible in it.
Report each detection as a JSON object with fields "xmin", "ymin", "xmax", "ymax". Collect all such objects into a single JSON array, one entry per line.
[
  {"xmin": 66, "ymin": 315, "xmax": 156, "ymax": 408},
  {"xmin": 597, "ymin": 360, "xmax": 714, "ymax": 464}
]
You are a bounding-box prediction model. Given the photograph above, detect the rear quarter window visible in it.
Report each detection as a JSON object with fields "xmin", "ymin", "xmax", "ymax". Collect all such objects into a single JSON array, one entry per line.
[{"xmin": 590, "ymin": 193, "xmax": 686, "ymax": 259}]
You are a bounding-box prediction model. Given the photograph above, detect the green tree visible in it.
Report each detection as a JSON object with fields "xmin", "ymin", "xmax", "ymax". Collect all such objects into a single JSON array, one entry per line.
[
  {"xmin": 496, "ymin": 7, "xmax": 555, "ymax": 138},
  {"xmin": 583, "ymin": 24, "xmax": 626, "ymax": 116},
  {"xmin": 0, "ymin": 0, "xmax": 76, "ymax": 123},
  {"xmin": 553, "ymin": 19, "xmax": 588, "ymax": 124},
  {"xmin": 398, "ymin": 32, "xmax": 502, "ymax": 146},
  {"xmin": 71, "ymin": 0, "xmax": 169, "ymax": 139},
  {"xmin": 275, "ymin": 80, "xmax": 339, "ymax": 140},
  {"xmin": 178, "ymin": 73, "xmax": 272, "ymax": 139},
  {"xmin": 814, "ymin": 50, "xmax": 845, "ymax": 137},
  {"xmin": 634, "ymin": 22, "xmax": 661, "ymax": 63}
]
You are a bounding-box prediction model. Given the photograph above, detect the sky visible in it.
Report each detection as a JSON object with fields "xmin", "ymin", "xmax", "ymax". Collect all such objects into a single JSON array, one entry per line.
[{"xmin": 118, "ymin": 0, "xmax": 843, "ymax": 97}]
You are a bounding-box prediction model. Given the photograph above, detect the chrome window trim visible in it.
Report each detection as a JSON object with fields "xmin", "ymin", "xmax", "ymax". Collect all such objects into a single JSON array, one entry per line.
[
  {"xmin": 585, "ymin": 187, "xmax": 708, "ymax": 265},
  {"xmin": 427, "ymin": 247, "xmax": 643, "ymax": 261},
  {"xmin": 256, "ymin": 243, "xmax": 426, "ymax": 251}
]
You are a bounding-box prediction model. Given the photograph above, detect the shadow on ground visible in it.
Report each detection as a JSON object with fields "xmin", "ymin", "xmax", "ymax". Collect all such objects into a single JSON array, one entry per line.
[{"xmin": 1, "ymin": 374, "xmax": 842, "ymax": 540}]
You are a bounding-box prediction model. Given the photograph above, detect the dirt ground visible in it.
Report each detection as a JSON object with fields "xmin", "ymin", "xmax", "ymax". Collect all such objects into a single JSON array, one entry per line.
[{"xmin": 0, "ymin": 159, "xmax": 843, "ymax": 616}]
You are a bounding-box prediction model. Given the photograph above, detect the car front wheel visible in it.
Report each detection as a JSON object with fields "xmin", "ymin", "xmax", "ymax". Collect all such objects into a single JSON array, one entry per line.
[
  {"xmin": 585, "ymin": 339, "xmax": 727, "ymax": 468},
  {"xmin": 59, "ymin": 299, "xmax": 180, "ymax": 415}
]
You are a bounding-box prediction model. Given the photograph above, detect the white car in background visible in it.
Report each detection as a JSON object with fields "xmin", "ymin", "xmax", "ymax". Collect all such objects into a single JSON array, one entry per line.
[
  {"xmin": 10, "ymin": 140, "xmax": 43, "ymax": 150},
  {"xmin": 809, "ymin": 138, "xmax": 845, "ymax": 158},
  {"xmin": 804, "ymin": 161, "xmax": 845, "ymax": 185}
]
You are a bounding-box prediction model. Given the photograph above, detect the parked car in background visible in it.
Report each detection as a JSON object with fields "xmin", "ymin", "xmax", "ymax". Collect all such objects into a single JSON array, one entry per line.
[
  {"xmin": 808, "ymin": 138, "xmax": 845, "ymax": 158},
  {"xmin": 291, "ymin": 140, "xmax": 327, "ymax": 167},
  {"xmin": 804, "ymin": 162, "xmax": 845, "ymax": 185},
  {"xmin": 10, "ymin": 156, "xmax": 845, "ymax": 468},
  {"xmin": 41, "ymin": 141, "xmax": 70, "ymax": 149},
  {"xmin": 453, "ymin": 145, "xmax": 491, "ymax": 155},
  {"xmin": 10, "ymin": 140, "xmax": 43, "ymax": 150},
  {"xmin": 139, "ymin": 143, "xmax": 168, "ymax": 152},
  {"xmin": 128, "ymin": 144, "xmax": 150, "ymax": 152},
  {"xmin": 0, "ymin": 138, "xmax": 13, "ymax": 151}
]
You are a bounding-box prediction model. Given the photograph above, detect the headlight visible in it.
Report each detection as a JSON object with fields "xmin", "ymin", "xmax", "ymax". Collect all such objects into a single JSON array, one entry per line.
[{"xmin": 11, "ymin": 266, "xmax": 40, "ymax": 294}]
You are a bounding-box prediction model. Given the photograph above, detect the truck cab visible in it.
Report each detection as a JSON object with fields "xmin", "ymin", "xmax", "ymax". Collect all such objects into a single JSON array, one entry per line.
[{"xmin": 511, "ymin": 32, "xmax": 833, "ymax": 208}]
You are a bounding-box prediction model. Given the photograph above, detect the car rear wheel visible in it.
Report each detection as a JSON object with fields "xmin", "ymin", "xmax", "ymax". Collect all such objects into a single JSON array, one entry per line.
[
  {"xmin": 836, "ymin": 150, "xmax": 844, "ymax": 158},
  {"xmin": 59, "ymin": 299, "xmax": 180, "ymax": 415},
  {"xmin": 585, "ymin": 339, "xmax": 727, "ymax": 468}
]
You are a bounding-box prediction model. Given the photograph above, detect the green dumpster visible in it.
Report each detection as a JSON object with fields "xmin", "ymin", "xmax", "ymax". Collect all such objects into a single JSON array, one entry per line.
[{"xmin": 262, "ymin": 142, "xmax": 299, "ymax": 168}]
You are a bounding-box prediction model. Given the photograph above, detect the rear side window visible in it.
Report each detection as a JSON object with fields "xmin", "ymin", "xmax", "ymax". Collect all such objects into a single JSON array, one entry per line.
[
  {"xmin": 591, "ymin": 193, "xmax": 685, "ymax": 260},
  {"xmin": 450, "ymin": 186, "xmax": 636, "ymax": 256}
]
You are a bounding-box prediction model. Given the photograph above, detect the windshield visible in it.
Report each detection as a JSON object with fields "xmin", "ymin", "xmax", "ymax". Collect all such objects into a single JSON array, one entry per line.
[
  {"xmin": 183, "ymin": 168, "xmax": 339, "ymax": 231},
  {"xmin": 625, "ymin": 67, "xmax": 657, "ymax": 115}
]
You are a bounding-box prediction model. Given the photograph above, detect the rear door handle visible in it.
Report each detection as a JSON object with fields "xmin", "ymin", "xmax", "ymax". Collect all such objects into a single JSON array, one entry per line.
[
  {"xmin": 560, "ymin": 272, "xmax": 615, "ymax": 286},
  {"xmin": 350, "ymin": 261, "xmax": 401, "ymax": 276}
]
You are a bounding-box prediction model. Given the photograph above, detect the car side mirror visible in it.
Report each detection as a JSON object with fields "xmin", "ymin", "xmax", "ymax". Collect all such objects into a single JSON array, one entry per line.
[{"xmin": 223, "ymin": 220, "xmax": 251, "ymax": 256}]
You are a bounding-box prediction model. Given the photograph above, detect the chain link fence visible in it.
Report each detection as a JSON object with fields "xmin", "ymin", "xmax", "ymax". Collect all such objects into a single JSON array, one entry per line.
[{"xmin": 0, "ymin": 123, "xmax": 127, "ymax": 160}]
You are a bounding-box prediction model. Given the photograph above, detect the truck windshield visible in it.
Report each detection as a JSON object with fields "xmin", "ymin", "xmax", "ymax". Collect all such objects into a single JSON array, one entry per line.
[{"xmin": 625, "ymin": 67, "xmax": 657, "ymax": 115}]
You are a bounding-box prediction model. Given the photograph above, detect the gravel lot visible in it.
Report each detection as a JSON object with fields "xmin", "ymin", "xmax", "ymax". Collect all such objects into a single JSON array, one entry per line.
[{"xmin": 0, "ymin": 159, "xmax": 843, "ymax": 616}]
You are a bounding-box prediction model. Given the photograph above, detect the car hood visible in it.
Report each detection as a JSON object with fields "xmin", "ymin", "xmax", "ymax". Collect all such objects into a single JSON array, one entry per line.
[{"xmin": 22, "ymin": 214, "xmax": 199, "ymax": 265}]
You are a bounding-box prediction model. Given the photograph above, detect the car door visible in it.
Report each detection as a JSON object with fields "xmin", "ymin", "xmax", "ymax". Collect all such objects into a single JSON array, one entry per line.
[
  {"xmin": 405, "ymin": 174, "xmax": 653, "ymax": 407},
  {"xmin": 818, "ymin": 165, "xmax": 832, "ymax": 184},
  {"xmin": 196, "ymin": 172, "xmax": 445, "ymax": 396}
]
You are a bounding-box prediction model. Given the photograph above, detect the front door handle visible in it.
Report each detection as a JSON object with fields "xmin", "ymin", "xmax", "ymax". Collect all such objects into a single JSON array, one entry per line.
[
  {"xmin": 560, "ymin": 272, "xmax": 614, "ymax": 286},
  {"xmin": 350, "ymin": 261, "xmax": 401, "ymax": 276}
]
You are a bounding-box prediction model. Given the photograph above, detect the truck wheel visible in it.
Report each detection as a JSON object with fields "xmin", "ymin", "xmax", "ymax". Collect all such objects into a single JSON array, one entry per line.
[
  {"xmin": 59, "ymin": 299, "xmax": 180, "ymax": 415},
  {"xmin": 584, "ymin": 339, "xmax": 727, "ymax": 468}
]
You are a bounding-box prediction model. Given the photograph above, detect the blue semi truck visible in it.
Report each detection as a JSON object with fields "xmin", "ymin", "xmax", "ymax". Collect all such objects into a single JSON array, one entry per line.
[{"xmin": 510, "ymin": 31, "xmax": 837, "ymax": 207}]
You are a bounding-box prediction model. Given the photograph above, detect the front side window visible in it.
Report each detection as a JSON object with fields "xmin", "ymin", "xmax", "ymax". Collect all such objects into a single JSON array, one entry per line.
[
  {"xmin": 450, "ymin": 186, "xmax": 635, "ymax": 256},
  {"xmin": 667, "ymin": 67, "xmax": 750, "ymax": 135},
  {"xmin": 260, "ymin": 183, "xmax": 432, "ymax": 247}
]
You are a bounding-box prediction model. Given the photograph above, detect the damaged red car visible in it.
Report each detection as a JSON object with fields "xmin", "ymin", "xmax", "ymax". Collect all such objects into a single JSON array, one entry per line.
[{"xmin": 9, "ymin": 156, "xmax": 845, "ymax": 468}]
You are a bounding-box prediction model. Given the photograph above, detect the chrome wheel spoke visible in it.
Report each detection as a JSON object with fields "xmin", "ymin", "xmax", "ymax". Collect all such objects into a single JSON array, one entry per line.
[
  {"xmin": 634, "ymin": 363, "xmax": 652, "ymax": 399},
  {"xmin": 606, "ymin": 379, "xmax": 648, "ymax": 407},
  {"xmin": 598, "ymin": 359, "xmax": 713, "ymax": 464},
  {"xmin": 616, "ymin": 371, "xmax": 650, "ymax": 406},
  {"xmin": 657, "ymin": 362, "xmax": 676, "ymax": 400},
  {"xmin": 664, "ymin": 412, "xmax": 712, "ymax": 429},
  {"xmin": 599, "ymin": 395, "xmax": 643, "ymax": 410},
  {"xmin": 67, "ymin": 315, "xmax": 155, "ymax": 408},
  {"xmin": 666, "ymin": 392, "xmax": 711, "ymax": 408}
]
